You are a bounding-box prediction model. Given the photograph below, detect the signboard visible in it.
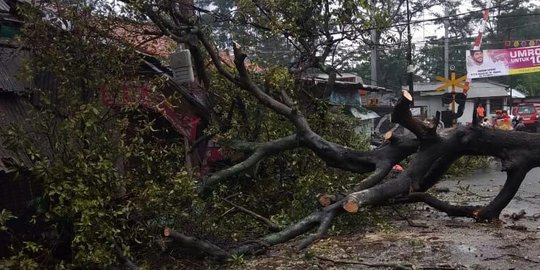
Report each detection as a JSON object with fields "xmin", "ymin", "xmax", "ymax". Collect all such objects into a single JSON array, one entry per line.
[
  {"xmin": 466, "ymin": 46, "xmax": 540, "ymax": 79},
  {"xmin": 170, "ymin": 49, "xmax": 195, "ymax": 83}
]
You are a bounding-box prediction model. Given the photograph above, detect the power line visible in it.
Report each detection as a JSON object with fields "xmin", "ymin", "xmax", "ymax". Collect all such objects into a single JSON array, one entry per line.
[
  {"xmin": 360, "ymin": 3, "xmax": 526, "ymax": 31},
  {"xmin": 372, "ymin": 17, "xmax": 540, "ymax": 49},
  {"xmin": 356, "ymin": 14, "xmax": 540, "ymax": 48},
  {"xmin": 213, "ymin": 3, "xmax": 527, "ymax": 37}
]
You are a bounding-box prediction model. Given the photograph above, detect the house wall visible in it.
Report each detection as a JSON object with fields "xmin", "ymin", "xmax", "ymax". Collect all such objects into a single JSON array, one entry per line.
[
  {"xmin": 460, "ymin": 100, "xmax": 475, "ymax": 124},
  {"xmin": 413, "ymin": 82, "xmax": 515, "ymax": 126},
  {"xmin": 414, "ymin": 95, "xmax": 446, "ymax": 118},
  {"xmin": 414, "ymin": 95, "xmax": 504, "ymax": 126},
  {"xmin": 364, "ymin": 92, "xmax": 396, "ymax": 107},
  {"xmin": 459, "ymin": 97, "xmax": 509, "ymax": 125}
]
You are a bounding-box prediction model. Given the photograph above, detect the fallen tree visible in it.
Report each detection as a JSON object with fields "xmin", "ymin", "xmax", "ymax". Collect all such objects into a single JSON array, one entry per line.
[
  {"xmin": 7, "ymin": 0, "xmax": 539, "ymax": 268},
  {"xmin": 165, "ymin": 84, "xmax": 540, "ymax": 260},
  {"xmin": 130, "ymin": 0, "xmax": 540, "ymax": 262}
]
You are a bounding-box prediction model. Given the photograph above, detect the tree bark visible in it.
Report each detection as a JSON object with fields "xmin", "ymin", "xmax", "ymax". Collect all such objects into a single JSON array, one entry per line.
[
  {"xmin": 138, "ymin": 5, "xmax": 540, "ymax": 260},
  {"xmin": 165, "ymin": 86, "xmax": 540, "ymax": 260}
]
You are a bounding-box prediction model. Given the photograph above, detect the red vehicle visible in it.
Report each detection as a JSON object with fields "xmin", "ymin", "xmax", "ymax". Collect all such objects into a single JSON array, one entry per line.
[{"xmin": 512, "ymin": 103, "xmax": 540, "ymax": 132}]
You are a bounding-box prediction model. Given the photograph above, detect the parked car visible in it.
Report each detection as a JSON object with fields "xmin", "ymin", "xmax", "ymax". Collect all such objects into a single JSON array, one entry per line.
[{"xmin": 512, "ymin": 103, "xmax": 539, "ymax": 132}]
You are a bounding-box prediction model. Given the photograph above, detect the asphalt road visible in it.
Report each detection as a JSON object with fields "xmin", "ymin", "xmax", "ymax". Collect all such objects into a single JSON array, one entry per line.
[{"xmin": 241, "ymin": 162, "xmax": 540, "ymax": 270}]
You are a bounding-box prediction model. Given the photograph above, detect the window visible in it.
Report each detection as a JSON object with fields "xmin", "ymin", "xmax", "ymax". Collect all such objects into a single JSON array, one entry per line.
[{"xmin": 518, "ymin": 105, "xmax": 535, "ymax": 114}]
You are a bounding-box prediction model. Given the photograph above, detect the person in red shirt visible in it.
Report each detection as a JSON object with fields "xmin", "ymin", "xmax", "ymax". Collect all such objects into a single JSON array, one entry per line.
[
  {"xmin": 502, "ymin": 110, "xmax": 510, "ymax": 120},
  {"xmin": 476, "ymin": 104, "xmax": 485, "ymax": 120},
  {"xmin": 499, "ymin": 110, "xmax": 512, "ymax": 130}
]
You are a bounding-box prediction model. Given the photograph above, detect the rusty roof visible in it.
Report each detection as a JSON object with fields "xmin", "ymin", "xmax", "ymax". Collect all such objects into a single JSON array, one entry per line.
[{"xmin": 110, "ymin": 22, "xmax": 176, "ymax": 57}]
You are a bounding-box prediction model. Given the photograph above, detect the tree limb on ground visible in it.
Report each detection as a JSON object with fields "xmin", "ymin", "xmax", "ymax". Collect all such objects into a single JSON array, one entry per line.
[
  {"xmin": 140, "ymin": 5, "xmax": 540, "ymax": 262},
  {"xmin": 165, "ymin": 89, "xmax": 540, "ymax": 259}
]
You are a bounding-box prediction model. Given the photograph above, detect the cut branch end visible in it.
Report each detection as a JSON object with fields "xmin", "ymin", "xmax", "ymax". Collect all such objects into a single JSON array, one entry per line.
[
  {"xmin": 402, "ymin": 90, "xmax": 413, "ymax": 101},
  {"xmin": 384, "ymin": 131, "xmax": 393, "ymax": 141},
  {"xmin": 343, "ymin": 198, "xmax": 360, "ymax": 213},
  {"xmin": 384, "ymin": 131, "xmax": 394, "ymax": 141},
  {"xmin": 318, "ymin": 194, "xmax": 335, "ymax": 207},
  {"xmin": 163, "ymin": 227, "xmax": 171, "ymax": 237}
]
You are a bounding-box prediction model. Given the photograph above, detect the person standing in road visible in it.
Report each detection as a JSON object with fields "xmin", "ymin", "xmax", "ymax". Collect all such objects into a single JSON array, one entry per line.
[{"xmin": 476, "ymin": 103, "xmax": 485, "ymax": 120}]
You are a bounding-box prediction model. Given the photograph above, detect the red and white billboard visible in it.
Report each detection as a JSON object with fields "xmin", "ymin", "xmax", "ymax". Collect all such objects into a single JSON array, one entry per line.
[{"xmin": 466, "ymin": 46, "xmax": 540, "ymax": 79}]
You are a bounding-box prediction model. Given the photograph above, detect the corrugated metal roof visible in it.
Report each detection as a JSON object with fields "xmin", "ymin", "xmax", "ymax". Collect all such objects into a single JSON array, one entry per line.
[
  {"xmin": 466, "ymin": 82, "xmax": 508, "ymax": 98},
  {"xmin": 0, "ymin": 0, "xmax": 10, "ymax": 12},
  {"xmin": 511, "ymin": 89, "xmax": 526, "ymax": 98},
  {"xmin": 0, "ymin": 95, "xmax": 33, "ymax": 172},
  {"xmin": 0, "ymin": 46, "xmax": 29, "ymax": 93},
  {"xmin": 350, "ymin": 107, "xmax": 379, "ymax": 120},
  {"xmin": 412, "ymin": 81, "xmax": 520, "ymax": 99},
  {"xmin": 412, "ymin": 83, "xmax": 440, "ymax": 92}
]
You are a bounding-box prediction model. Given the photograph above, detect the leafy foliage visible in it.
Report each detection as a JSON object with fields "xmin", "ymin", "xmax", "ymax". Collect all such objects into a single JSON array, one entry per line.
[
  {"xmin": 417, "ymin": 37, "xmax": 470, "ymax": 80},
  {"xmin": 0, "ymin": 1, "xmax": 382, "ymax": 268},
  {"xmin": 1, "ymin": 100, "xmax": 202, "ymax": 268},
  {"xmin": 446, "ymin": 156, "xmax": 491, "ymax": 177},
  {"xmin": 1, "ymin": 0, "xmax": 511, "ymax": 268}
]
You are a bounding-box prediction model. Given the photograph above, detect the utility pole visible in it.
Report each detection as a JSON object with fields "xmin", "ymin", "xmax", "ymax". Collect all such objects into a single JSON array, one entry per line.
[
  {"xmin": 370, "ymin": 30, "xmax": 378, "ymax": 86},
  {"xmin": 444, "ymin": 7, "xmax": 449, "ymax": 82},
  {"xmin": 370, "ymin": 0, "xmax": 377, "ymax": 86},
  {"xmin": 406, "ymin": 0, "xmax": 414, "ymax": 105},
  {"xmin": 444, "ymin": 8, "xmax": 455, "ymax": 125}
]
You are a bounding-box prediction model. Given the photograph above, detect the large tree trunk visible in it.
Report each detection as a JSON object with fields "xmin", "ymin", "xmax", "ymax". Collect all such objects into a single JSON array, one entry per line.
[
  {"xmin": 137, "ymin": 6, "xmax": 540, "ymax": 261},
  {"xmin": 163, "ymin": 90, "xmax": 540, "ymax": 259}
]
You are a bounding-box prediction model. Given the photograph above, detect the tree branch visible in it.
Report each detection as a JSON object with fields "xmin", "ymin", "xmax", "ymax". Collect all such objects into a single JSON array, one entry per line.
[
  {"xmin": 112, "ymin": 243, "xmax": 139, "ymax": 270},
  {"xmin": 197, "ymin": 135, "xmax": 299, "ymax": 194},
  {"xmin": 392, "ymin": 90, "xmax": 438, "ymax": 140},
  {"xmin": 302, "ymin": 131, "xmax": 419, "ymax": 175},
  {"xmin": 163, "ymin": 227, "xmax": 230, "ymax": 259},
  {"xmin": 473, "ymin": 167, "xmax": 529, "ymax": 221},
  {"xmin": 399, "ymin": 192, "xmax": 480, "ymax": 218},
  {"xmin": 343, "ymin": 173, "xmax": 411, "ymax": 213},
  {"xmin": 140, "ymin": 4, "xmax": 185, "ymax": 42},
  {"xmin": 296, "ymin": 207, "xmax": 339, "ymax": 250},
  {"xmin": 221, "ymin": 197, "xmax": 282, "ymax": 232},
  {"xmin": 164, "ymin": 203, "xmax": 342, "ymax": 258},
  {"xmin": 353, "ymin": 166, "xmax": 393, "ymax": 191},
  {"xmin": 197, "ymin": 32, "xmax": 238, "ymax": 83},
  {"xmin": 231, "ymin": 42, "xmax": 293, "ymax": 117}
]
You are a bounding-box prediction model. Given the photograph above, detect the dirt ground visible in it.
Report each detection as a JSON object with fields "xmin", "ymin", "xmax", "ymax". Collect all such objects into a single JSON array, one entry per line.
[{"xmin": 235, "ymin": 163, "xmax": 540, "ymax": 270}]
